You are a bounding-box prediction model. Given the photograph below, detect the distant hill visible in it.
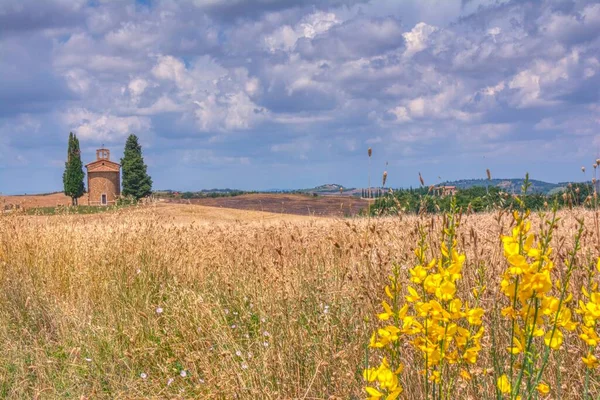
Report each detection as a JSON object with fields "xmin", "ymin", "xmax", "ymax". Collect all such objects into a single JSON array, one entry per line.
[
  {"xmin": 297, "ymin": 183, "xmax": 364, "ymax": 196},
  {"xmin": 155, "ymin": 179, "xmax": 584, "ymax": 197},
  {"xmin": 441, "ymin": 179, "xmax": 569, "ymax": 195},
  {"xmin": 300, "ymin": 184, "xmax": 346, "ymax": 193}
]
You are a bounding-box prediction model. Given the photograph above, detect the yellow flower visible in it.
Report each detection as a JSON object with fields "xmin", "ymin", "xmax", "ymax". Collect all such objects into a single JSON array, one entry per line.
[
  {"xmin": 582, "ymin": 353, "xmax": 599, "ymax": 369},
  {"xmin": 536, "ymin": 382, "xmax": 550, "ymax": 395},
  {"xmin": 377, "ymin": 366, "xmax": 398, "ymax": 391},
  {"xmin": 363, "ymin": 367, "xmax": 378, "ymax": 382},
  {"xmin": 544, "ymin": 329, "xmax": 563, "ymax": 350},
  {"xmin": 556, "ymin": 308, "xmax": 577, "ymax": 331},
  {"xmin": 369, "ymin": 332, "xmax": 384, "ymax": 348},
  {"xmin": 445, "ymin": 250, "xmax": 464, "ymax": 281},
  {"xmin": 459, "ymin": 369, "xmax": 472, "ymax": 381},
  {"xmin": 541, "ymin": 296, "xmax": 560, "ymax": 315},
  {"xmin": 414, "ymin": 247, "xmax": 423, "ymax": 260},
  {"xmin": 365, "ymin": 386, "xmax": 383, "ymax": 399},
  {"xmin": 364, "ymin": 358, "xmax": 403, "ymax": 400},
  {"xmin": 580, "ymin": 325, "xmax": 600, "ymax": 346},
  {"xmin": 424, "ymin": 273, "xmax": 442, "ymax": 295},
  {"xmin": 507, "ymin": 336, "xmax": 524, "ymax": 355},
  {"xmin": 448, "ymin": 298, "xmax": 463, "ymax": 318},
  {"xmin": 378, "ymin": 301, "xmax": 394, "ymax": 321},
  {"xmin": 466, "ymin": 307, "xmax": 485, "ymax": 325},
  {"xmin": 473, "ymin": 326, "xmax": 485, "ymax": 340},
  {"xmin": 462, "ymin": 346, "xmax": 480, "ymax": 364},
  {"xmin": 409, "ymin": 265, "xmax": 428, "ymax": 284},
  {"xmin": 455, "ymin": 327, "xmax": 470, "ymax": 348},
  {"xmin": 497, "ymin": 374, "xmax": 511, "ymax": 394},
  {"xmin": 435, "ymin": 280, "xmax": 456, "ymax": 301},
  {"xmin": 503, "ymin": 240, "xmax": 520, "ymax": 257},
  {"xmin": 401, "ymin": 316, "xmax": 423, "ymax": 334},
  {"xmin": 441, "ymin": 242, "xmax": 449, "ymax": 258},
  {"xmin": 384, "ymin": 285, "xmax": 394, "ymax": 299},
  {"xmin": 500, "ymin": 279, "xmax": 517, "ymax": 301},
  {"xmin": 501, "ymin": 306, "xmax": 518, "ymax": 320},
  {"xmin": 529, "ymin": 272, "xmax": 552, "ymax": 295},
  {"xmin": 428, "ymin": 370, "xmax": 441, "ymax": 383},
  {"xmin": 507, "ymin": 254, "xmax": 528, "ymax": 275},
  {"xmin": 405, "ymin": 286, "xmax": 421, "ymax": 303},
  {"xmin": 385, "ymin": 389, "xmax": 403, "ymax": 400}
]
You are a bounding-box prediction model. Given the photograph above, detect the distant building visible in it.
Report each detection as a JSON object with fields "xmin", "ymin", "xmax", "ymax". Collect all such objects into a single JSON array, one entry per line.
[
  {"xmin": 85, "ymin": 148, "xmax": 120, "ymax": 206},
  {"xmin": 433, "ymin": 185, "xmax": 457, "ymax": 197}
]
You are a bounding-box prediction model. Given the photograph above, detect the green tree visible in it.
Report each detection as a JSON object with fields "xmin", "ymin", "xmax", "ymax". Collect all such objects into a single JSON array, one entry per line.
[
  {"xmin": 62, "ymin": 132, "xmax": 85, "ymax": 206},
  {"xmin": 121, "ymin": 134, "xmax": 152, "ymax": 200}
]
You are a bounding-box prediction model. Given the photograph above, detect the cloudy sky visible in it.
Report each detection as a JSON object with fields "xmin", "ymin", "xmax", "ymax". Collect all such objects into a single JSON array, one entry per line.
[{"xmin": 1, "ymin": 0, "xmax": 599, "ymax": 194}]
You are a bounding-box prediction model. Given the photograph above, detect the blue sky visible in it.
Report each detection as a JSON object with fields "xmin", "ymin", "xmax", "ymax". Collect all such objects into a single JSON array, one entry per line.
[{"xmin": 1, "ymin": 0, "xmax": 600, "ymax": 194}]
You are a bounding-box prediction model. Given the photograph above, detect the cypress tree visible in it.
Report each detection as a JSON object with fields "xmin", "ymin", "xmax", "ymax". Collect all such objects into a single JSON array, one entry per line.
[
  {"xmin": 63, "ymin": 132, "xmax": 85, "ymax": 206},
  {"xmin": 121, "ymin": 134, "xmax": 152, "ymax": 200}
]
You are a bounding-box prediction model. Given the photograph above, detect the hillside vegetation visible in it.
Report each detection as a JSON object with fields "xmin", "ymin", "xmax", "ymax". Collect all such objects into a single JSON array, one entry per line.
[
  {"xmin": 441, "ymin": 178, "xmax": 571, "ymax": 194},
  {"xmin": 370, "ymin": 181, "xmax": 596, "ymax": 215}
]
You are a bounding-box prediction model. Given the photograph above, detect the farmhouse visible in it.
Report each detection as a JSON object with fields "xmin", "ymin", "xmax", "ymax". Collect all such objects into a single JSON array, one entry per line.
[
  {"xmin": 85, "ymin": 148, "xmax": 120, "ymax": 206},
  {"xmin": 433, "ymin": 185, "xmax": 457, "ymax": 197}
]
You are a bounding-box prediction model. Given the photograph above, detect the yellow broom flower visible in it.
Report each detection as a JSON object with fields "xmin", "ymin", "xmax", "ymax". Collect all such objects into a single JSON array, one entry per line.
[{"xmin": 497, "ymin": 374, "xmax": 511, "ymax": 394}]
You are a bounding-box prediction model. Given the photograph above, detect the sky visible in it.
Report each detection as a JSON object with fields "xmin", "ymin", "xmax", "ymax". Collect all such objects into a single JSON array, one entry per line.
[{"xmin": 1, "ymin": 0, "xmax": 600, "ymax": 194}]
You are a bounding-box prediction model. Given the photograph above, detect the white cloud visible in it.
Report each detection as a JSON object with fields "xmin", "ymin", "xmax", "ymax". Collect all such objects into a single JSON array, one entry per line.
[
  {"xmin": 136, "ymin": 96, "xmax": 184, "ymax": 115},
  {"xmin": 151, "ymin": 55, "xmax": 191, "ymax": 87},
  {"xmin": 507, "ymin": 50, "xmax": 589, "ymax": 108},
  {"xmin": 63, "ymin": 68, "xmax": 93, "ymax": 94},
  {"xmin": 62, "ymin": 108, "xmax": 151, "ymax": 142},
  {"xmin": 105, "ymin": 21, "xmax": 159, "ymax": 50},
  {"xmin": 539, "ymin": 3, "xmax": 600, "ymax": 44},
  {"xmin": 263, "ymin": 11, "xmax": 340, "ymax": 52},
  {"xmin": 403, "ymin": 22, "xmax": 437, "ymax": 58}
]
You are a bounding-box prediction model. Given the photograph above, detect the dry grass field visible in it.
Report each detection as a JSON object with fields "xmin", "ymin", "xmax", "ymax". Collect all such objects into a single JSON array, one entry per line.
[
  {"xmin": 0, "ymin": 193, "xmax": 89, "ymax": 209},
  {"xmin": 1, "ymin": 204, "xmax": 600, "ymax": 399},
  {"xmin": 1, "ymin": 192, "xmax": 368, "ymax": 217},
  {"xmin": 168, "ymin": 193, "xmax": 370, "ymax": 217}
]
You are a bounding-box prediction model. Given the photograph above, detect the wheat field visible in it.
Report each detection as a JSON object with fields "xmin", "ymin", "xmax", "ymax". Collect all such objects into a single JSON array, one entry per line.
[{"xmin": 0, "ymin": 204, "xmax": 599, "ymax": 399}]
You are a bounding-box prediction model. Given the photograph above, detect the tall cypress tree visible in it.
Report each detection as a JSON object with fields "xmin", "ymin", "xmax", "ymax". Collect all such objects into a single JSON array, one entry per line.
[
  {"xmin": 121, "ymin": 134, "xmax": 152, "ymax": 200},
  {"xmin": 63, "ymin": 132, "xmax": 85, "ymax": 206}
]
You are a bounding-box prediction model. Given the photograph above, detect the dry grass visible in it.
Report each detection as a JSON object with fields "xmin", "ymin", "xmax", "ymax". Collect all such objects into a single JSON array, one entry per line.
[
  {"xmin": 171, "ymin": 193, "xmax": 369, "ymax": 217},
  {"xmin": 0, "ymin": 193, "xmax": 89, "ymax": 209},
  {"xmin": 0, "ymin": 205, "xmax": 599, "ymax": 399}
]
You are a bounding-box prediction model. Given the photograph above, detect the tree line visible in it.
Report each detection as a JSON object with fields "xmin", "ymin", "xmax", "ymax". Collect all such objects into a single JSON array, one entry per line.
[
  {"xmin": 367, "ymin": 181, "xmax": 597, "ymax": 215},
  {"xmin": 63, "ymin": 133, "xmax": 152, "ymax": 205}
]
